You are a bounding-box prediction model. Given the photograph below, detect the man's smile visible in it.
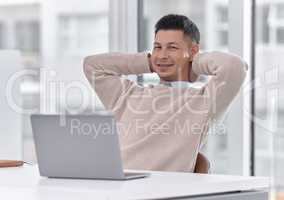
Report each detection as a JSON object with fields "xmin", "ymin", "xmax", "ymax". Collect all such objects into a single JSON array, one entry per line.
[{"xmin": 156, "ymin": 63, "xmax": 175, "ymax": 68}]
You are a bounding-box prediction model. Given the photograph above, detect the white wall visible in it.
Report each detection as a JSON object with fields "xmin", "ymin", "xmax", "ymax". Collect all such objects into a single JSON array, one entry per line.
[
  {"xmin": 0, "ymin": 50, "xmax": 23, "ymax": 160},
  {"xmin": 0, "ymin": 4, "xmax": 39, "ymax": 50},
  {"xmin": 40, "ymin": 0, "xmax": 108, "ymax": 113}
]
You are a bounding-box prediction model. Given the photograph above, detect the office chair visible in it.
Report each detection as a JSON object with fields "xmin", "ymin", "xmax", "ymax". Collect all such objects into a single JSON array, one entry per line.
[{"xmin": 194, "ymin": 152, "xmax": 210, "ymax": 174}]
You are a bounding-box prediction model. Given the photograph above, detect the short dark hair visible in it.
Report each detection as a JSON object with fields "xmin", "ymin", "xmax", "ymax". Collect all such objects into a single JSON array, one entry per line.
[{"xmin": 155, "ymin": 14, "xmax": 200, "ymax": 44}]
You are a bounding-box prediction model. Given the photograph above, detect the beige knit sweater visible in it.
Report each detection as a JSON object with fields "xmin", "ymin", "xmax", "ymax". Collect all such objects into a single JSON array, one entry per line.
[{"xmin": 83, "ymin": 51, "xmax": 247, "ymax": 172}]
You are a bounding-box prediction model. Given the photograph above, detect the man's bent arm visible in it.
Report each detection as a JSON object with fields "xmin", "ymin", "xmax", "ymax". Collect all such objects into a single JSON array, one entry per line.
[
  {"xmin": 83, "ymin": 53, "xmax": 151, "ymax": 110},
  {"xmin": 192, "ymin": 51, "xmax": 248, "ymax": 120}
]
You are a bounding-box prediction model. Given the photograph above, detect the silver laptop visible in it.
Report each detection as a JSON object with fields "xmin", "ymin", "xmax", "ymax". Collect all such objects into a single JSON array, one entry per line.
[{"xmin": 31, "ymin": 113, "xmax": 150, "ymax": 180}]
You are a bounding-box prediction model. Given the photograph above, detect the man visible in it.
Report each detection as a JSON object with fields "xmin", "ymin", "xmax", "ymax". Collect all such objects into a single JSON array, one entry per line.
[{"xmin": 83, "ymin": 14, "xmax": 247, "ymax": 172}]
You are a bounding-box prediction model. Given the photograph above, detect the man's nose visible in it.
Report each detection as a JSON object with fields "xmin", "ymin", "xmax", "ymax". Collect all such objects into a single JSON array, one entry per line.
[{"xmin": 157, "ymin": 48, "xmax": 169, "ymax": 59}]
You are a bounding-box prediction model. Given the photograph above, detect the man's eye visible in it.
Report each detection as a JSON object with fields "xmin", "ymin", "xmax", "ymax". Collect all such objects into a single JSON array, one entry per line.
[
  {"xmin": 154, "ymin": 46, "xmax": 161, "ymax": 49},
  {"xmin": 169, "ymin": 46, "xmax": 178, "ymax": 49}
]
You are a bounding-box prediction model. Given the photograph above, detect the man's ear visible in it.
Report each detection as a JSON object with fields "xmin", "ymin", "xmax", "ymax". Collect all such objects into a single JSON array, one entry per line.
[{"xmin": 189, "ymin": 44, "xmax": 199, "ymax": 62}]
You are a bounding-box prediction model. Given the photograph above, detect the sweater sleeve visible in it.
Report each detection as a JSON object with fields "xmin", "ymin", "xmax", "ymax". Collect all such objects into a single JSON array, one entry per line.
[
  {"xmin": 191, "ymin": 51, "xmax": 248, "ymax": 120},
  {"xmin": 83, "ymin": 52, "xmax": 151, "ymax": 110}
]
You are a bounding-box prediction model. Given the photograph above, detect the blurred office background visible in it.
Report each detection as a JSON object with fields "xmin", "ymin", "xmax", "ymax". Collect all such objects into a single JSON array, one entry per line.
[{"xmin": 0, "ymin": 0, "xmax": 283, "ymax": 198}]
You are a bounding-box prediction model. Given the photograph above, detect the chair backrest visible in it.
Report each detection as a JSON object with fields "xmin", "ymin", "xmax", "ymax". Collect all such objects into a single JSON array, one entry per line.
[{"xmin": 194, "ymin": 152, "xmax": 210, "ymax": 174}]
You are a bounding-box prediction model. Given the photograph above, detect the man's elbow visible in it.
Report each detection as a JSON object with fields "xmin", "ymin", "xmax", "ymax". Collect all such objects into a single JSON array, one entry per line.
[
  {"xmin": 83, "ymin": 55, "xmax": 99, "ymax": 85},
  {"xmin": 83, "ymin": 55, "xmax": 102, "ymax": 77},
  {"xmin": 83, "ymin": 55, "xmax": 93, "ymax": 71},
  {"xmin": 83, "ymin": 56, "xmax": 90, "ymax": 78},
  {"xmin": 238, "ymin": 60, "xmax": 248, "ymax": 84},
  {"xmin": 227, "ymin": 54, "xmax": 248, "ymax": 83}
]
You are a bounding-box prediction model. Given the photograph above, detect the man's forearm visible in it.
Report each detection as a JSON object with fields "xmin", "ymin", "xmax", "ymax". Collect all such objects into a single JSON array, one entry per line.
[
  {"xmin": 84, "ymin": 52, "xmax": 152, "ymax": 78},
  {"xmin": 191, "ymin": 51, "xmax": 247, "ymax": 83}
]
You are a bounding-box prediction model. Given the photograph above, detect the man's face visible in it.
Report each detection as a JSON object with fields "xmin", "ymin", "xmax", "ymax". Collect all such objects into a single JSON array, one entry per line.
[{"xmin": 151, "ymin": 30, "xmax": 195, "ymax": 81}]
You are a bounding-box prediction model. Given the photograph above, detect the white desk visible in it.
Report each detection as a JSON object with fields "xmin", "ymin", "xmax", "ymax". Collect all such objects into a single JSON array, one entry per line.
[{"xmin": 0, "ymin": 165, "xmax": 269, "ymax": 200}]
